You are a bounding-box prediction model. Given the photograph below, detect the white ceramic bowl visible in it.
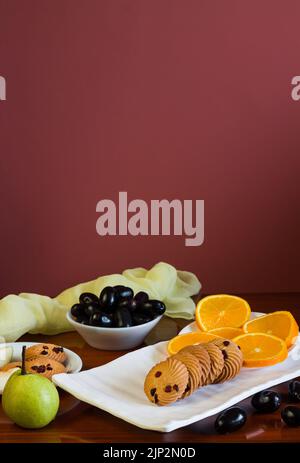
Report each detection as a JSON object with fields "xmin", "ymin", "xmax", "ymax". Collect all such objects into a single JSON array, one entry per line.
[{"xmin": 66, "ymin": 311, "xmax": 163, "ymax": 350}]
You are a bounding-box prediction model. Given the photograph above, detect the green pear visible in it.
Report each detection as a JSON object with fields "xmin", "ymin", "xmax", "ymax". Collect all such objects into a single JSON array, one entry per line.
[{"xmin": 2, "ymin": 346, "xmax": 59, "ymax": 429}]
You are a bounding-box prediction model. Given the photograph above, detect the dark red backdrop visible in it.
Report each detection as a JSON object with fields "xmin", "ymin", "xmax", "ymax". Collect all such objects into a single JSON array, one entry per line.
[{"xmin": 0, "ymin": 0, "xmax": 299, "ymax": 297}]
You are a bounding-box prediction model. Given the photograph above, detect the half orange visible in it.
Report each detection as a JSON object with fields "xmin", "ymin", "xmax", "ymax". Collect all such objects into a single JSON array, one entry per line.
[
  {"xmin": 233, "ymin": 333, "xmax": 288, "ymax": 368},
  {"xmin": 243, "ymin": 311, "xmax": 299, "ymax": 348},
  {"xmin": 167, "ymin": 332, "xmax": 221, "ymax": 355},
  {"xmin": 196, "ymin": 294, "xmax": 251, "ymax": 331}
]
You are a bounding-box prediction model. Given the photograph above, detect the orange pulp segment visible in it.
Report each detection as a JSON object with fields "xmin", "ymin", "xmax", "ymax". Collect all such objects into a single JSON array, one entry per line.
[
  {"xmin": 243, "ymin": 311, "xmax": 299, "ymax": 348},
  {"xmin": 196, "ymin": 294, "xmax": 251, "ymax": 331},
  {"xmin": 233, "ymin": 333, "xmax": 288, "ymax": 368}
]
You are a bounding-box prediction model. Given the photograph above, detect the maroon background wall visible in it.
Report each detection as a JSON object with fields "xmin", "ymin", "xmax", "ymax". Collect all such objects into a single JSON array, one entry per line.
[{"xmin": 0, "ymin": 0, "xmax": 300, "ymax": 297}]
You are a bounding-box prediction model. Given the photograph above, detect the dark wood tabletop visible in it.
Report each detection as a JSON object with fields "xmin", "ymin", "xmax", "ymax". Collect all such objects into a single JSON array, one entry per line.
[{"xmin": 0, "ymin": 293, "xmax": 299, "ymax": 443}]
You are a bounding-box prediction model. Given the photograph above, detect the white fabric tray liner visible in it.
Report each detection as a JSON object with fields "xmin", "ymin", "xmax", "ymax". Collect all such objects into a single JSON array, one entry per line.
[{"xmin": 53, "ymin": 336, "xmax": 300, "ymax": 432}]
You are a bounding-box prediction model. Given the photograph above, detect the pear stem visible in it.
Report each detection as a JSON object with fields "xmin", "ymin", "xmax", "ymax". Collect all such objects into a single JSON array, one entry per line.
[{"xmin": 21, "ymin": 346, "xmax": 26, "ymax": 375}]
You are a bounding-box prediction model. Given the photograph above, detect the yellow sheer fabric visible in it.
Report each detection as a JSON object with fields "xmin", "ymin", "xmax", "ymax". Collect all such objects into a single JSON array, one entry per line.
[{"xmin": 0, "ymin": 262, "xmax": 201, "ymax": 342}]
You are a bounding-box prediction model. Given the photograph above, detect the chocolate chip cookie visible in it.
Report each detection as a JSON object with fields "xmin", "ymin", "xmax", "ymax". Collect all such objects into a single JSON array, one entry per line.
[
  {"xmin": 179, "ymin": 345, "xmax": 211, "ymax": 385},
  {"xmin": 1, "ymin": 361, "xmax": 22, "ymax": 372},
  {"xmin": 144, "ymin": 357, "xmax": 189, "ymax": 406},
  {"xmin": 25, "ymin": 343, "xmax": 67, "ymax": 364},
  {"xmin": 210, "ymin": 338, "xmax": 243, "ymax": 383},
  {"xmin": 173, "ymin": 351, "xmax": 201, "ymax": 397},
  {"xmin": 203, "ymin": 342, "xmax": 225, "ymax": 385},
  {"xmin": 26, "ymin": 357, "xmax": 66, "ymax": 380}
]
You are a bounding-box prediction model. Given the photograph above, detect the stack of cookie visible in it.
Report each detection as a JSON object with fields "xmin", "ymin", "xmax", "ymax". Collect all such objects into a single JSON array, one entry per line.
[
  {"xmin": 1, "ymin": 343, "xmax": 67, "ymax": 380},
  {"xmin": 144, "ymin": 338, "xmax": 243, "ymax": 406}
]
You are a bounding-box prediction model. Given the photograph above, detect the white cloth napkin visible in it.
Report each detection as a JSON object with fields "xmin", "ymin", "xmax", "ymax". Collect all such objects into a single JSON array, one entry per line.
[{"xmin": 0, "ymin": 262, "xmax": 201, "ymax": 342}]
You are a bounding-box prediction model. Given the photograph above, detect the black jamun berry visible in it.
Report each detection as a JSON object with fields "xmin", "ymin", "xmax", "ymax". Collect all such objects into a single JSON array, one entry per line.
[
  {"xmin": 215, "ymin": 407, "xmax": 247, "ymax": 434},
  {"xmin": 251, "ymin": 390, "xmax": 281, "ymax": 413},
  {"xmin": 79, "ymin": 292, "xmax": 99, "ymax": 305}
]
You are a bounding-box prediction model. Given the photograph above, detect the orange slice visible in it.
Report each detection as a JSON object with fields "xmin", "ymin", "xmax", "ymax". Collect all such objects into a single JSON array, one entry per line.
[
  {"xmin": 167, "ymin": 332, "xmax": 221, "ymax": 355},
  {"xmin": 243, "ymin": 311, "xmax": 299, "ymax": 348},
  {"xmin": 233, "ymin": 333, "xmax": 288, "ymax": 367},
  {"xmin": 196, "ymin": 294, "xmax": 251, "ymax": 331},
  {"xmin": 208, "ymin": 327, "xmax": 244, "ymax": 339}
]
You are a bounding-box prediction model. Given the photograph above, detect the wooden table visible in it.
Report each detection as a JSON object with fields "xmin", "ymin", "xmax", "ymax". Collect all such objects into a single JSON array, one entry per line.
[{"xmin": 0, "ymin": 293, "xmax": 299, "ymax": 443}]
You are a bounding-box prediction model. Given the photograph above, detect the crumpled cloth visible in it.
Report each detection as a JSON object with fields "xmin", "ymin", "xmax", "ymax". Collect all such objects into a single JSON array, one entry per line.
[{"xmin": 0, "ymin": 262, "xmax": 201, "ymax": 342}]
